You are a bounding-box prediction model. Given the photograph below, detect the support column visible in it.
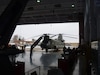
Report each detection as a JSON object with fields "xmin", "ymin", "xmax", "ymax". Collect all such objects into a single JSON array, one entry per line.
[
  {"xmin": 79, "ymin": 13, "xmax": 84, "ymax": 47},
  {"xmin": 79, "ymin": 0, "xmax": 91, "ymax": 75},
  {"xmin": 96, "ymin": 2, "xmax": 100, "ymax": 74},
  {"xmin": 97, "ymin": 15, "xmax": 100, "ymax": 75},
  {"xmin": 83, "ymin": 0, "xmax": 99, "ymax": 75}
]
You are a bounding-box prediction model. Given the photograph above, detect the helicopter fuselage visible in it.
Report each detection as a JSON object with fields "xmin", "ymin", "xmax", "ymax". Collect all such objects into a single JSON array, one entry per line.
[{"xmin": 40, "ymin": 39, "xmax": 65, "ymax": 50}]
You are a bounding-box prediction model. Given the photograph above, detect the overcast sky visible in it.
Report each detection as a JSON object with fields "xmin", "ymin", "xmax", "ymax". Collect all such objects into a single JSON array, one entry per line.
[{"xmin": 11, "ymin": 22, "xmax": 79, "ymax": 43}]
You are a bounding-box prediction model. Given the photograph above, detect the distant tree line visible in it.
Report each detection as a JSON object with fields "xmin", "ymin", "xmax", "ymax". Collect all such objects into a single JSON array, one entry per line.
[{"xmin": 10, "ymin": 35, "xmax": 25, "ymax": 43}]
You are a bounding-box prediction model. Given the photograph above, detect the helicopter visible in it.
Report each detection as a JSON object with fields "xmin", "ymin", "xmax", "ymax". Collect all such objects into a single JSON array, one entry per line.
[
  {"xmin": 40, "ymin": 34, "xmax": 65, "ymax": 52},
  {"xmin": 30, "ymin": 33, "xmax": 78, "ymax": 53}
]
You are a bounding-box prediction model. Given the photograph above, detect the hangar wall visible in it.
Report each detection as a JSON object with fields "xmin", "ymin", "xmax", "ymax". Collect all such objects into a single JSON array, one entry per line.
[{"xmin": 83, "ymin": 0, "xmax": 100, "ymax": 75}]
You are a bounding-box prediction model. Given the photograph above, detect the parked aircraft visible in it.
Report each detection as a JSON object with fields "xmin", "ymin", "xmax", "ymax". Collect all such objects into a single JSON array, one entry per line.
[{"xmin": 30, "ymin": 33, "xmax": 78, "ymax": 53}]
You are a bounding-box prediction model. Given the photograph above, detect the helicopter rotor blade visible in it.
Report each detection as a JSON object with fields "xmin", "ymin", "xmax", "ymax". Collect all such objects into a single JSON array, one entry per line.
[
  {"xmin": 63, "ymin": 35, "xmax": 78, "ymax": 39},
  {"xmin": 30, "ymin": 36, "xmax": 43, "ymax": 49},
  {"xmin": 60, "ymin": 33, "xmax": 78, "ymax": 36},
  {"xmin": 50, "ymin": 34, "xmax": 58, "ymax": 38},
  {"xmin": 30, "ymin": 35, "xmax": 43, "ymax": 57},
  {"xmin": 33, "ymin": 34, "xmax": 43, "ymax": 37}
]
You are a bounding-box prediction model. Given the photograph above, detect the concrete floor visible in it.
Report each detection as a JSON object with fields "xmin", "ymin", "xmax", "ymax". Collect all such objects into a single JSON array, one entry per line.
[{"xmin": 16, "ymin": 49, "xmax": 79, "ymax": 75}]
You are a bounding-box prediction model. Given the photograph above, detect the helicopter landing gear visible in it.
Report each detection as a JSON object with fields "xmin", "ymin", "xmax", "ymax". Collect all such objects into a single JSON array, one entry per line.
[
  {"xmin": 54, "ymin": 46, "xmax": 58, "ymax": 52},
  {"xmin": 46, "ymin": 48, "xmax": 48, "ymax": 53},
  {"xmin": 45, "ymin": 46, "xmax": 48, "ymax": 53}
]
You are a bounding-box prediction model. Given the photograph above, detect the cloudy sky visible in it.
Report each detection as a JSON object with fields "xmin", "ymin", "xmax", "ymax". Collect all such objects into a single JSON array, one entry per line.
[{"xmin": 11, "ymin": 22, "xmax": 79, "ymax": 43}]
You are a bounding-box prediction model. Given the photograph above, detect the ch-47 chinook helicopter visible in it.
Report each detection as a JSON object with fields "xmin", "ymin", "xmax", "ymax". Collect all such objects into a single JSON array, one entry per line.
[{"xmin": 30, "ymin": 33, "xmax": 78, "ymax": 53}]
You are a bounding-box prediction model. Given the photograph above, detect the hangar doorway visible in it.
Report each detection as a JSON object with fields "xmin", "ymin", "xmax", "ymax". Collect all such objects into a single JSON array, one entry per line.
[{"xmin": 10, "ymin": 22, "xmax": 79, "ymax": 51}]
